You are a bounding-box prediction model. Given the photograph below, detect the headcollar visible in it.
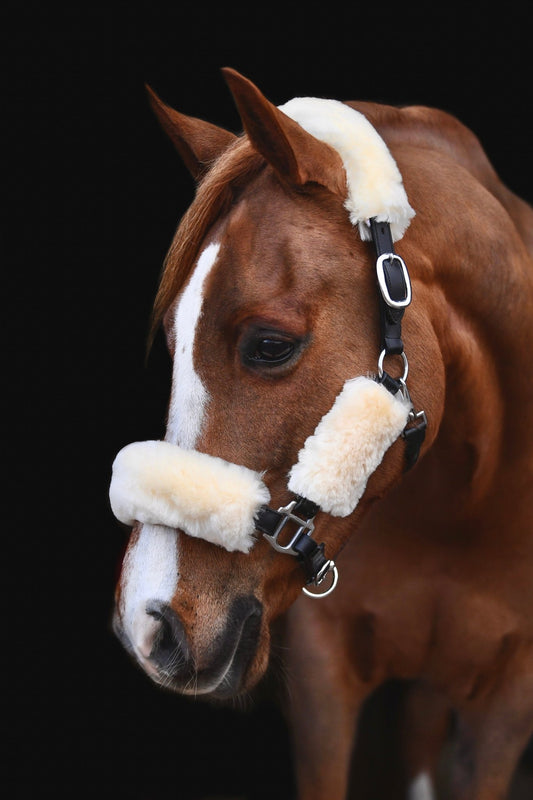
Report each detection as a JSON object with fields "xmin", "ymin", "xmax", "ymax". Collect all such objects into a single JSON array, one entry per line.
[{"xmin": 110, "ymin": 100, "xmax": 427, "ymax": 597}]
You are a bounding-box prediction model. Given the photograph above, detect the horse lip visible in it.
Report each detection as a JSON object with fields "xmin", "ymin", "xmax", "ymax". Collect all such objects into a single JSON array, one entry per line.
[
  {"xmin": 195, "ymin": 608, "xmax": 263, "ymax": 699},
  {"xmin": 161, "ymin": 598, "xmax": 263, "ymax": 699}
]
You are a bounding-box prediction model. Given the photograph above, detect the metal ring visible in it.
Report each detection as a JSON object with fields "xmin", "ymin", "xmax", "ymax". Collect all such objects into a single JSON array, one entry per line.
[
  {"xmin": 378, "ymin": 349, "xmax": 409, "ymax": 382},
  {"xmin": 302, "ymin": 564, "xmax": 339, "ymax": 599}
]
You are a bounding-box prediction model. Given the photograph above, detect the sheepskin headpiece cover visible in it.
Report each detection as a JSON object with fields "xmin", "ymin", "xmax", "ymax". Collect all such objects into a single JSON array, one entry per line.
[{"xmin": 109, "ymin": 99, "xmax": 415, "ymax": 553}]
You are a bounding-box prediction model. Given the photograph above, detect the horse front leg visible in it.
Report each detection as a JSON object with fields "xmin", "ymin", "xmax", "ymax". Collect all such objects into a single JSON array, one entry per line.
[
  {"xmin": 400, "ymin": 681, "xmax": 452, "ymax": 799},
  {"xmin": 448, "ymin": 662, "xmax": 533, "ymax": 800},
  {"xmin": 283, "ymin": 598, "xmax": 375, "ymax": 800}
]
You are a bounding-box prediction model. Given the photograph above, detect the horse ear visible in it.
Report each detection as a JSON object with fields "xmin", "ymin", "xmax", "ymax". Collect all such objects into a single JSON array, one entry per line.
[
  {"xmin": 146, "ymin": 84, "xmax": 237, "ymax": 180},
  {"xmin": 221, "ymin": 67, "xmax": 346, "ymax": 196}
]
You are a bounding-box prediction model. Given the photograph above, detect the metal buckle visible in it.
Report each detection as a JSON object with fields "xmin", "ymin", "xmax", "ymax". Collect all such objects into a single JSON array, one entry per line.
[
  {"xmin": 262, "ymin": 501, "xmax": 340, "ymax": 599},
  {"xmin": 376, "ymin": 253, "xmax": 412, "ymax": 309},
  {"xmin": 405, "ymin": 408, "xmax": 428, "ymax": 429},
  {"xmin": 262, "ymin": 500, "xmax": 316, "ymax": 555}
]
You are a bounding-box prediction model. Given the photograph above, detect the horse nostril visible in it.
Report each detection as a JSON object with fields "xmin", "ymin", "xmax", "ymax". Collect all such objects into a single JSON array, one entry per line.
[{"xmin": 145, "ymin": 600, "xmax": 190, "ymax": 673}]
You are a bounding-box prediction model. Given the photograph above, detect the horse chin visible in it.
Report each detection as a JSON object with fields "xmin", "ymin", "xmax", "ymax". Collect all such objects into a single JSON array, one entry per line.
[
  {"xmin": 147, "ymin": 636, "xmax": 270, "ymax": 703},
  {"xmin": 179, "ymin": 639, "xmax": 270, "ymax": 702}
]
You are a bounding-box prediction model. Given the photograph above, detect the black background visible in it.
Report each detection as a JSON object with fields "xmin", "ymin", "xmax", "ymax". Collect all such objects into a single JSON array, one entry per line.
[{"xmin": 10, "ymin": 3, "xmax": 532, "ymax": 798}]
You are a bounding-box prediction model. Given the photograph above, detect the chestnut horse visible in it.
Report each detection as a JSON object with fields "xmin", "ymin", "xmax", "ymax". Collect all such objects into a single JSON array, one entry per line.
[{"xmin": 110, "ymin": 69, "xmax": 533, "ymax": 799}]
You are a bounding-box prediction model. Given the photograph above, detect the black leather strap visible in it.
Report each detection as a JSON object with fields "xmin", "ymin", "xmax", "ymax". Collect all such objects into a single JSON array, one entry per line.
[
  {"xmin": 402, "ymin": 412, "xmax": 428, "ymax": 470},
  {"xmin": 369, "ymin": 218, "xmax": 425, "ymax": 469},
  {"xmin": 254, "ymin": 496, "xmax": 320, "ymax": 538},
  {"xmin": 370, "ymin": 216, "xmax": 395, "ymax": 257},
  {"xmin": 377, "ymin": 370, "xmax": 403, "ymax": 395},
  {"xmin": 403, "ymin": 424, "xmax": 426, "ymax": 470},
  {"xmin": 292, "ymin": 537, "xmax": 329, "ymax": 584},
  {"xmin": 292, "ymin": 496, "xmax": 320, "ymax": 519},
  {"xmin": 370, "ymin": 218, "xmax": 407, "ymax": 355},
  {"xmin": 254, "ymin": 505, "xmax": 284, "ymax": 535}
]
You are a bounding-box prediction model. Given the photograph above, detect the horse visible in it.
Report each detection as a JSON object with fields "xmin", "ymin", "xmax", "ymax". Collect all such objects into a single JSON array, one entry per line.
[{"xmin": 109, "ymin": 68, "xmax": 533, "ymax": 799}]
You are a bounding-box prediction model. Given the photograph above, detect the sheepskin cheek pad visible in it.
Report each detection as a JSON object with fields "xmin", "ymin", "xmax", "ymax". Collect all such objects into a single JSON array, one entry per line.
[
  {"xmin": 288, "ymin": 377, "xmax": 411, "ymax": 516},
  {"xmin": 109, "ymin": 441, "xmax": 271, "ymax": 553}
]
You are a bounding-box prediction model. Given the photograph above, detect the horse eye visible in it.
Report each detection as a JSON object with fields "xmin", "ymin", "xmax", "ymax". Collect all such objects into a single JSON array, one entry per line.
[{"xmin": 243, "ymin": 337, "xmax": 296, "ymax": 366}]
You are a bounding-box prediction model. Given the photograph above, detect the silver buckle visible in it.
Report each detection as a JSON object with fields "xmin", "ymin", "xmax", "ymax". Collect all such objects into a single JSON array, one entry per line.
[
  {"xmin": 262, "ymin": 500, "xmax": 316, "ymax": 555},
  {"xmin": 376, "ymin": 253, "xmax": 412, "ymax": 309},
  {"xmin": 406, "ymin": 408, "xmax": 428, "ymax": 429}
]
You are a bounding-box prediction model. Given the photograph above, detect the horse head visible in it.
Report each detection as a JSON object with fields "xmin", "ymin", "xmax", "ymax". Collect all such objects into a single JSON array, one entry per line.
[{"xmin": 110, "ymin": 69, "xmax": 444, "ymax": 699}]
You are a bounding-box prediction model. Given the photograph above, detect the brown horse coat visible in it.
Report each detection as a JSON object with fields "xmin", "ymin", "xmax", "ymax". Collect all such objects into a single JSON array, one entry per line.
[{"xmin": 112, "ymin": 70, "xmax": 533, "ymax": 800}]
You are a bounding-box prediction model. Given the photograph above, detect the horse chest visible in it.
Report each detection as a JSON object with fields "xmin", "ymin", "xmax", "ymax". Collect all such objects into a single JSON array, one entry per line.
[{"xmin": 335, "ymin": 534, "xmax": 533, "ymax": 700}]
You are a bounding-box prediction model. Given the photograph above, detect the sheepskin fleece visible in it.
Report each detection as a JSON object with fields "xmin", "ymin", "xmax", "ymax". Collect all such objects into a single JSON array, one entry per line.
[
  {"xmin": 109, "ymin": 440, "xmax": 270, "ymax": 553},
  {"xmin": 288, "ymin": 377, "xmax": 411, "ymax": 516},
  {"xmin": 278, "ymin": 97, "xmax": 415, "ymax": 242}
]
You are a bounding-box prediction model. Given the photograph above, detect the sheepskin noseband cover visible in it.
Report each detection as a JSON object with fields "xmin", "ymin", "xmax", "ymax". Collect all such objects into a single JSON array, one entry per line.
[
  {"xmin": 109, "ymin": 378, "xmax": 410, "ymax": 553},
  {"xmin": 109, "ymin": 441, "xmax": 270, "ymax": 553}
]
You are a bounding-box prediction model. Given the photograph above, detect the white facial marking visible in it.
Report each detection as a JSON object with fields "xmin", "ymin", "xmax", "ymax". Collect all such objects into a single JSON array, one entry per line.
[
  {"xmin": 118, "ymin": 243, "xmax": 220, "ymax": 659},
  {"xmin": 120, "ymin": 523, "xmax": 179, "ymax": 664},
  {"xmin": 407, "ymin": 772, "xmax": 436, "ymax": 800},
  {"xmin": 166, "ymin": 241, "xmax": 220, "ymax": 448}
]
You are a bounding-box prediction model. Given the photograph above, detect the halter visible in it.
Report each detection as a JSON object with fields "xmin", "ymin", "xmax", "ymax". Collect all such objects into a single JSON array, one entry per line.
[
  {"xmin": 109, "ymin": 217, "xmax": 427, "ymax": 600},
  {"xmin": 109, "ymin": 99, "xmax": 427, "ymax": 599},
  {"xmin": 253, "ymin": 217, "xmax": 426, "ymax": 598}
]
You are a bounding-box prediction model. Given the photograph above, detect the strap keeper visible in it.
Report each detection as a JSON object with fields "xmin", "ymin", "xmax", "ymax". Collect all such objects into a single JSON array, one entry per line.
[
  {"xmin": 377, "ymin": 370, "xmax": 403, "ymax": 396},
  {"xmin": 402, "ymin": 410, "xmax": 428, "ymax": 470}
]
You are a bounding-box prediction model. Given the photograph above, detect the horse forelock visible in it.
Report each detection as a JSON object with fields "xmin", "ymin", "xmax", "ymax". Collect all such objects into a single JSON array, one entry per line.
[{"xmin": 150, "ymin": 137, "xmax": 266, "ymax": 343}]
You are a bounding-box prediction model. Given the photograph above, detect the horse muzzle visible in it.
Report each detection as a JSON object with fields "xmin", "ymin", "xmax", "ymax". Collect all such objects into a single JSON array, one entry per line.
[{"xmin": 114, "ymin": 593, "xmax": 264, "ymax": 699}]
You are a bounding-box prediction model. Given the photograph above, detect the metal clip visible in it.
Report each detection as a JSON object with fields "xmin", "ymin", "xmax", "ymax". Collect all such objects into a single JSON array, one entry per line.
[{"xmin": 302, "ymin": 561, "xmax": 339, "ymax": 598}]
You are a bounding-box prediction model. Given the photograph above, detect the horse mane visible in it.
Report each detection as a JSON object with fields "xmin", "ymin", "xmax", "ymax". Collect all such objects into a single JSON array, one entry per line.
[{"xmin": 149, "ymin": 136, "xmax": 266, "ymax": 345}]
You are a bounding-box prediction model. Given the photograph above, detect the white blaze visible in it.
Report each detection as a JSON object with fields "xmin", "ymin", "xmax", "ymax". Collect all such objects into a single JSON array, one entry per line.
[
  {"xmin": 119, "ymin": 523, "xmax": 179, "ymax": 663},
  {"xmin": 166, "ymin": 241, "xmax": 220, "ymax": 448},
  {"xmin": 119, "ymin": 243, "xmax": 219, "ymax": 656}
]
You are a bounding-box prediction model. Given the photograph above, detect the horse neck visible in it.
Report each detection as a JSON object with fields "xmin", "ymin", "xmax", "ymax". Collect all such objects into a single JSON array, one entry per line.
[{"xmin": 412, "ymin": 200, "xmax": 533, "ymax": 531}]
